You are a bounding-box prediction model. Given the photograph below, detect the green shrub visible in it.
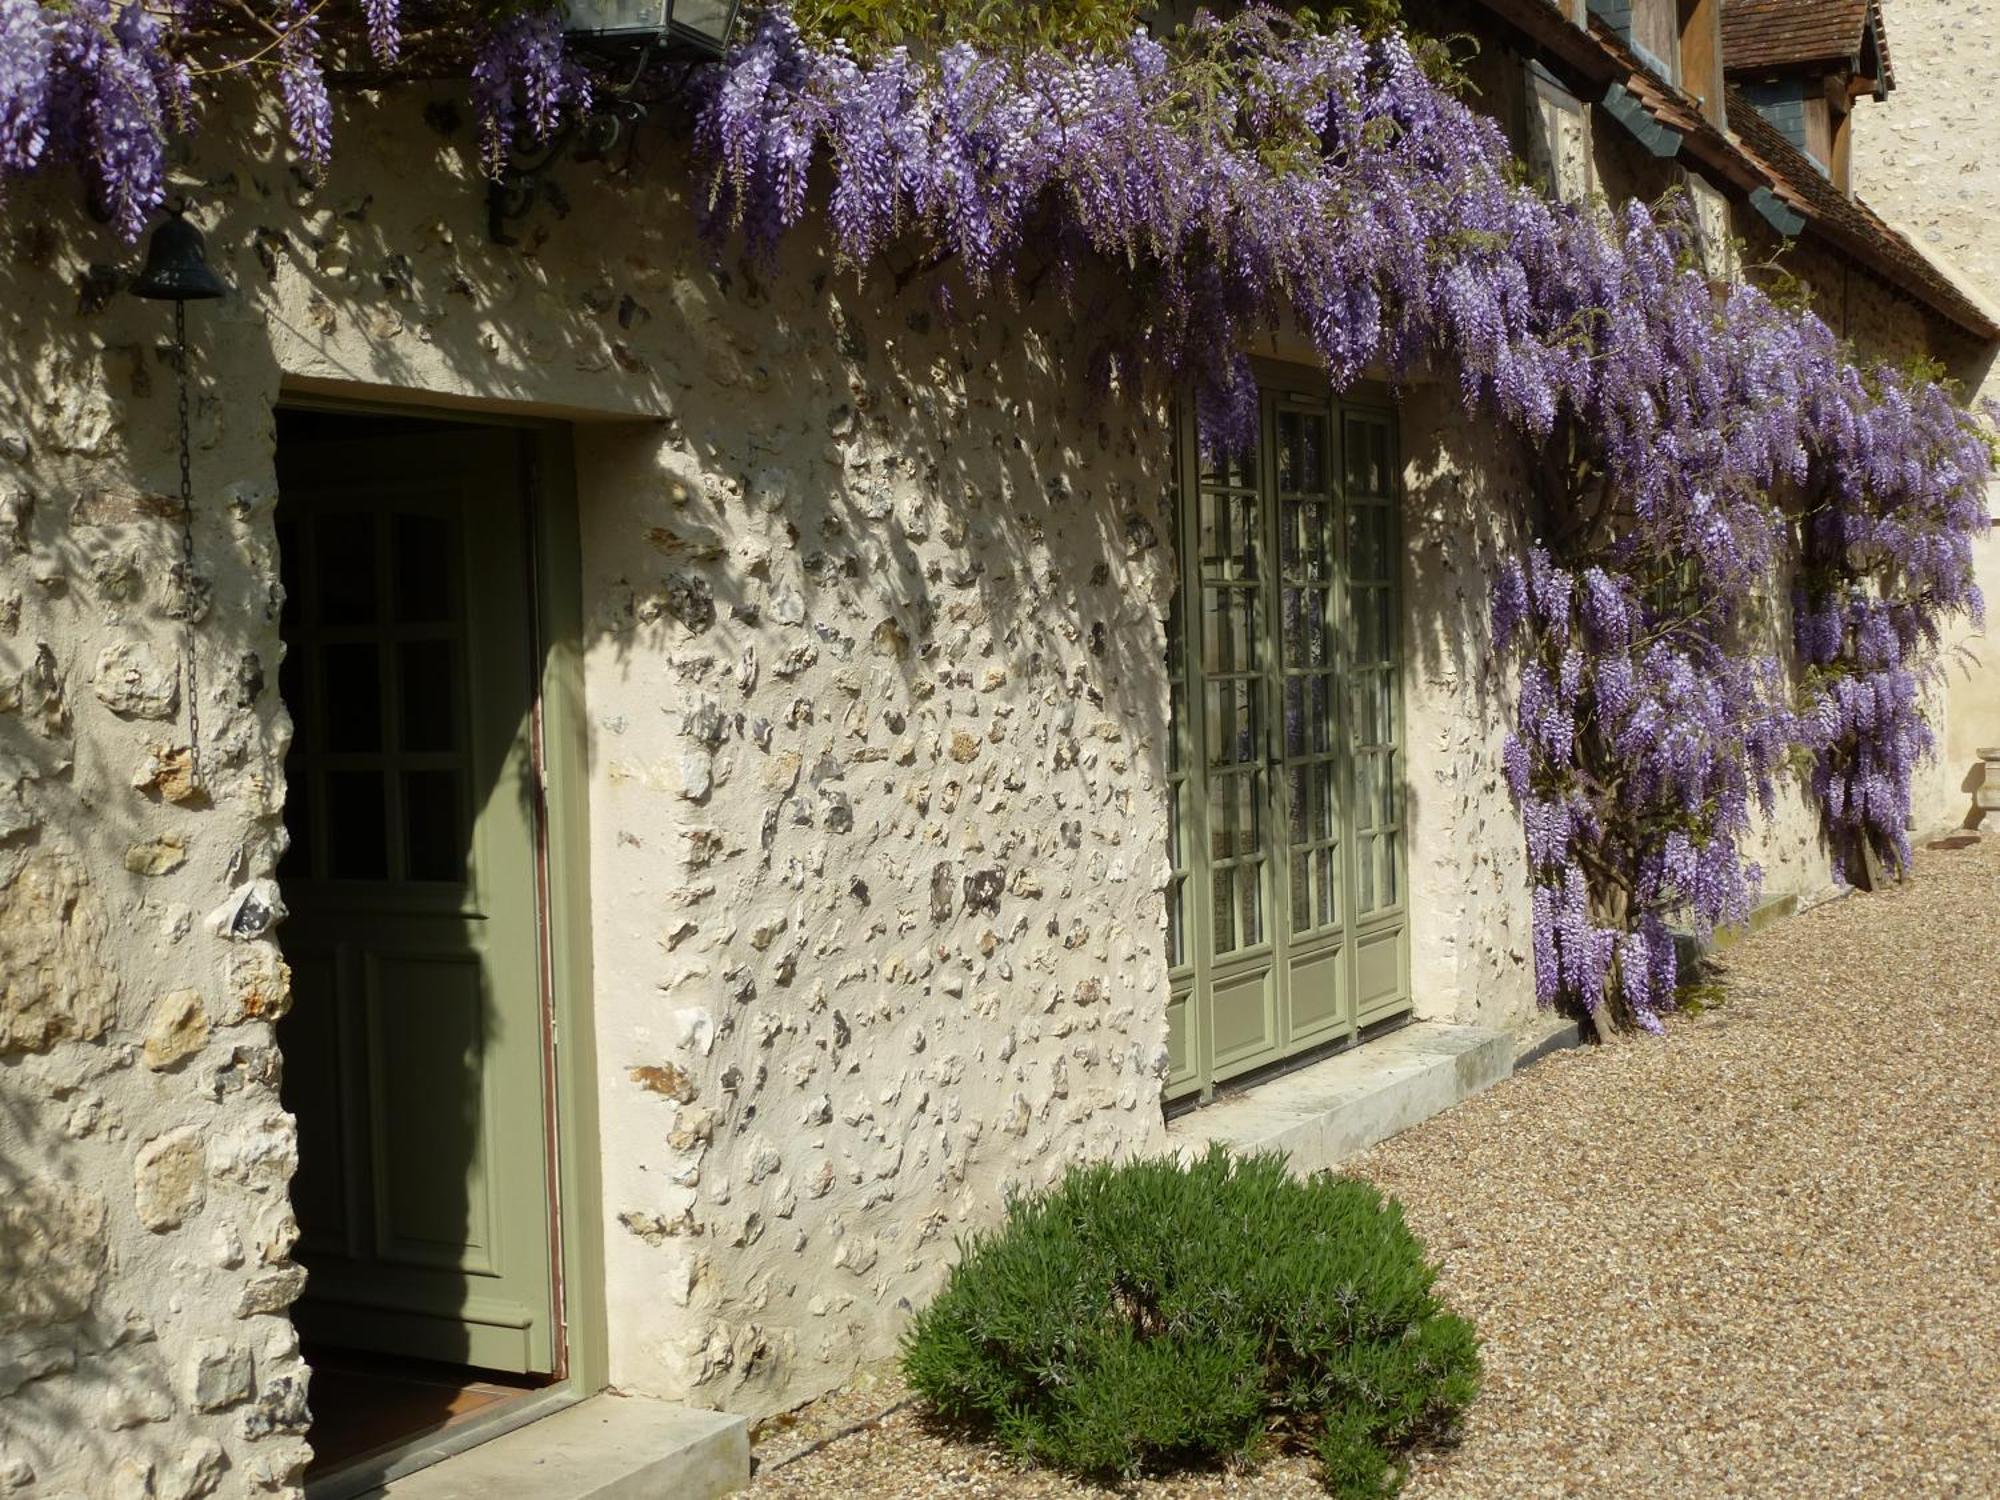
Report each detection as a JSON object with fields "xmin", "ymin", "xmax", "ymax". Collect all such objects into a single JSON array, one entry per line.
[{"xmin": 900, "ymin": 1147, "xmax": 1479, "ymax": 1498}]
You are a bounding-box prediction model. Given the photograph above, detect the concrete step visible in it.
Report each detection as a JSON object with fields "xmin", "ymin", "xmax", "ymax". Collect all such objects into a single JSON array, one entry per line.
[
  {"xmin": 365, "ymin": 1393, "xmax": 748, "ymax": 1500},
  {"xmin": 1167, "ymin": 1021, "xmax": 1514, "ymax": 1176}
]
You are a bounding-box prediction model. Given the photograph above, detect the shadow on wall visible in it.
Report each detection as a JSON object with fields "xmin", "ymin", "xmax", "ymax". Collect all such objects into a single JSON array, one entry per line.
[
  {"xmin": 1, "ymin": 73, "xmax": 1186, "ymax": 1442},
  {"xmin": 0, "ymin": 253, "xmax": 296, "ymax": 1486}
]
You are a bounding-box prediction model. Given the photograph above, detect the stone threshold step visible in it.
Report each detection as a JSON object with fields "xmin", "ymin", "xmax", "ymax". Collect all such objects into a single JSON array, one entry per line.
[
  {"xmin": 1167, "ymin": 1021, "xmax": 1515, "ymax": 1176},
  {"xmin": 359, "ymin": 1393, "xmax": 748, "ymax": 1500}
]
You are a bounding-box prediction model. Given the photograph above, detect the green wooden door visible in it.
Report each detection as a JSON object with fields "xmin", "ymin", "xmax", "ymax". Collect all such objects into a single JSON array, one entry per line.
[
  {"xmin": 1164, "ymin": 378, "xmax": 1410, "ymax": 1103},
  {"xmin": 275, "ymin": 424, "xmax": 556, "ymax": 1374}
]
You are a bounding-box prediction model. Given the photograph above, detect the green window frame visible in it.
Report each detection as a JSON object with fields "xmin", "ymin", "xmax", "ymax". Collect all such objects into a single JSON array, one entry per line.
[{"xmin": 1163, "ymin": 370, "xmax": 1411, "ymax": 1104}]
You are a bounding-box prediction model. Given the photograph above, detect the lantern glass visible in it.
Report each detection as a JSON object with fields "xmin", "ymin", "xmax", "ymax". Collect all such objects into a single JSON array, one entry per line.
[
  {"xmin": 670, "ymin": 0, "xmax": 739, "ymax": 47},
  {"xmin": 564, "ymin": 0, "xmax": 670, "ymax": 36}
]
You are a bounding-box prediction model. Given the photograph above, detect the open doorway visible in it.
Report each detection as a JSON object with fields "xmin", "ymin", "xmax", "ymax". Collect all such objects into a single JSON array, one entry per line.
[{"xmin": 273, "ymin": 406, "xmax": 568, "ymax": 1491}]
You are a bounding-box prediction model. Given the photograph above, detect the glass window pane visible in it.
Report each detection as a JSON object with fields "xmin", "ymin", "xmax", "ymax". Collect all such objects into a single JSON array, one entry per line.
[
  {"xmin": 315, "ymin": 513, "xmax": 378, "ymax": 625},
  {"xmin": 1377, "ymin": 834, "xmax": 1399, "ymax": 910},
  {"xmin": 1239, "ymin": 863, "xmax": 1263, "ymax": 947},
  {"xmin": 398, "ymin": 640, "xmax": 458, "ymax": 753},
  {"xmin": 403, "ymin": 769, "xmax": 464, "ymax": 883},
  {"xmin": 321, "ymin": 643, "xmax": 383, "ymax": 753},
  {"xmin": 1283, "ymin": 675, "xmax": 1304, "ymax": 758},
  {"xmin": 1291, "ymin": 850, "xmax": 1311, "ymax": 934},
  {"xmin": 1311, "ymin": 674, "xmax": 1334, "ymax": 753},
  {"xmin": 1205, "ymin": 679, "xmax": 1260, "ymax": 769},
  {"xmin": 1199, "ymin": 441, "xmax": 1257, "ymax": 491},
  {"xmin": 1277, "ymin": 410, "xmax": 1327, "ymax": 495},
  {"xmin": 1199, "ymin": 490, "xmax": 1259, "ymax": 581},
  {"xmin": 1288, "ymin": 766, "xmax": 1307, "ymax": 845},
  {"xmin": 1349, "ymin": 504, "xmax": 1394, "ymax": 583},
  {"xmin": 1211, "ymin": 771, "xmax": 1261, "ymax": 860},
  {"xmin": 1212, "ymin": 864, "xmax": 1237, "ymax": 956},
  {"xmin": 325, "ymin": 771, "xmax": 389, "ymax": 880},
  {"xmin": 1378, "ymin": 751, "xmax": 1399, "ymax": 825},
  {"xmin": 1285, "ymin": 586, "xmax": 1331, "ymax": 670},
  {"xmin": 1358, "ymin": 832, "xmax": 1375, "ymax": 912},
  {"xmin": 1167, "ymin": 876, "xmax": 1186, "ymax": 968},
  {"xmin": 394, "ymin": 511, "xmax": 456, "ymax": 624},
  {"xmin": 1345, "ymin": 418, "xmax": 1394, "ymax": 498},
  {"xmin": 1316, "ymin": 847, "xmax": 1338, "ymax": 927},
  {"xmin": 1313, "ymin": 760, "xmax": 1338, "ymax": 841},
  {"xmin": 1203, "ymin": 586, "xmax": 1257, "ymax": 675},
  {"xmin": 1290, "ymin": 500, "xmax": 1331, "ymax": 580},
  {"xmin": 1354, "ymin": 584, "xmax": 1380, "ymax": 665}
]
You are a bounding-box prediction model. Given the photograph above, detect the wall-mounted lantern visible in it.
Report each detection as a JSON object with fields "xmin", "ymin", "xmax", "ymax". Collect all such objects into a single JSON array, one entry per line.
[
  {"xmin": 131, "ymin": 203, "xmax": 232, "ymax": 796},
  {"xmin": 562, "ymin": 0, "xmax": 742, "ymax": 52}
]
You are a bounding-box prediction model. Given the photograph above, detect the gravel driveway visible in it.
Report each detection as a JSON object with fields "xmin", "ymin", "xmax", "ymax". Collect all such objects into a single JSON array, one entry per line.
[{"xmin": 748, "ymin": 838, "xmax": 2000, "ymax": 1498}]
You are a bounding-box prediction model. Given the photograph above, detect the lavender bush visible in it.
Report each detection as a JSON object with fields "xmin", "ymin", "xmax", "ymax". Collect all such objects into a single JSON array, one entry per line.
[{"xmin": 0, "ymin": 2, "xmax": 1989, "ymax": 1033}]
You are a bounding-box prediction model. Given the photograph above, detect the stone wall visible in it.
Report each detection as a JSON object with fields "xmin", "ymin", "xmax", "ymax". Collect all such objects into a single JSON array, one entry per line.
[
  {"xmin": 1, "ymin": 150, "xmax": 309, "ymax": 1497},
  {"xmin": 564, "ymin": 269, "xmax": 1183, "ymax": 1412},
  {"xmin": 2, "ymin": 81, "xmax": 1190, "ymax": 1487},
  {"xmin": 1851, "ymin": 0, "xmax": 2000, "ymax": 824}
]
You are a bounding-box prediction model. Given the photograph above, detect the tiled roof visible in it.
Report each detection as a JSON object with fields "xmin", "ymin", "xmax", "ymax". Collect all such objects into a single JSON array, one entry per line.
[
  {"xmin": 1720, "ymin": 0, "xmax": 1892, "ymax": 85},
  {"xmin": 1463, "ymin": 0, "xmax": 1994, "ymax": 340},
  {"xmin": 1722, "ymin": 85, "xmax": 1993, "ymax": 336}
]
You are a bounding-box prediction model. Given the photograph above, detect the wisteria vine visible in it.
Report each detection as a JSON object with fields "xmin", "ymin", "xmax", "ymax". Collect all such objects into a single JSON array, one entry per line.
[
  {"xmin": 696, "ymin": 7, "xmax": 1990, "ymax": 1030},
  {"xmin": 0, "ymin": 0, "xmax": 589, "ymax": 237},
  {"xmin": 0, "ymin": 2, "xmax": 1990, "ymax": 1032}
]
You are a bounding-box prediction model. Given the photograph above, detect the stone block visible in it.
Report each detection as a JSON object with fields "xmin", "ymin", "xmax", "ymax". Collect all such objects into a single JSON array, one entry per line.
[
  {"xmin": 233, "ymin": 1266, "xmax": 306, "ymax": 1318},
  {"xmin": 133, "ymin": 1128, "xmax": 206, "ymax": 1232},
  {"xmin": 142, "ymin": 990, "xmax": 210, "ymax": 1070},
  {"xmin": 132, "ymin": 743, "xmax": 204, "ymax": 805},
  {"xmin": 158, "ymin": 1438, "xmax": 225, "ymax": 1500},
  {"xmin": 92, "ymin": 641, "xmax": 179, "ymax": 719},
  {"xmin": 187, "ymin": 1339, "xmax": 252, "ymax": 1411},
  {"xmin": 0, "ymin": 855, "xmax": 117, "ymax": 1054},
  {"xmin": 124, "ymin": 837, "xmax": 188, "ymax": 877}
]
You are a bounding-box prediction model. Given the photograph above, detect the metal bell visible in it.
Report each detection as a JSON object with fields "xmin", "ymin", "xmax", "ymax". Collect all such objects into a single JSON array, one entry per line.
[{"xmin": 131, "ymin": 207, "xmax": 229, "ymax": 302}]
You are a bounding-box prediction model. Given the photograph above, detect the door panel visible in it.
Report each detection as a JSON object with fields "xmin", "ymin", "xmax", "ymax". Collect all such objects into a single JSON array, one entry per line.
[
  {"xmin": 277, "ymin": 425, "xmax": 555, "ymax": 1375},
  {"xmin": 1166, "ymin": 382, "xmax": 1410, "ymax": 1102}
]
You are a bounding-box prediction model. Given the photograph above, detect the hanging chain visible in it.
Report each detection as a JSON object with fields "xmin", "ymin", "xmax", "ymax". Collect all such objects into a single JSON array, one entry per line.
[{"xmin": 174, "ymin": 297, "xmax": 203, "ymax": 793}]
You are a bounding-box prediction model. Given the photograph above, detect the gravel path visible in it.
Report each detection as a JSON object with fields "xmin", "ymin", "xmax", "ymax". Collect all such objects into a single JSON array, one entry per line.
[{"xmin": 748, "ymin": 838, "xmax": 2000, "ymax": 1498}]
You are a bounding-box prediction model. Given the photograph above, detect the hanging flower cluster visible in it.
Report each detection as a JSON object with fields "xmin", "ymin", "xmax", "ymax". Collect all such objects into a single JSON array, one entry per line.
[
  {"xmin": 0, "ymin": 2, "xmax": 1989, "ymax": 1028},
  {"xmin": 0, "ymin": 0, "xmax": 588, "ymax": 236},
  {"xmin": 1791, "ymin": 367, "xmax": 1993, "ymax": 881}
]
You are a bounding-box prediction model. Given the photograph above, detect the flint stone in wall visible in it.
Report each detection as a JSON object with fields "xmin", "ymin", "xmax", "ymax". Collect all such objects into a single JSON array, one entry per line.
[
  {"xmin": 110, "ymin": 1457, "xmax": 154, "ymax": 1500},
  {"xmin": 159, "ymin": 1438, "xmax": 225, "ymax": 1500},
  {"xmin": 133, "ymin": 1127, "xmax": 206, "ymax": 1231},
  {"xmin": 205, "ymin": 880, "xmax": 286, "ymax": 942},
  {"xmin": 186, "ymin": 1339, "xmax": 252, "ymax": 1411},
  {"xmin": 142, "ymin": 989, "xmax": 210, "ymax": 1071},
  {"xmin": 131, "ymin": 743, "xmax": 203, "ymax": 805},
  {"xmin": 239, "ymin": 1369, "xmax": 309, "ymax": 1438},
  {"xmin": 124, "ymin": 836, "xmax": 188, "ymax": 877},
  {"xmin": 233, "ymin": 1266, "xmax": 307, "ymax": 1319},
  {"xmin": 0, "ymin": 854, "xmax": 117, "ymax": 1054},
  {"xmin": 92, "ymin": 641, "xmax": 179, "ymax": 720},
  {"xmin": 0, "ymin": 1179, "xmax": 108, "ymax": 1339},
  {"xmin": 220, "ymin": 947, "xmax": 291, "ymax": 1025}
]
